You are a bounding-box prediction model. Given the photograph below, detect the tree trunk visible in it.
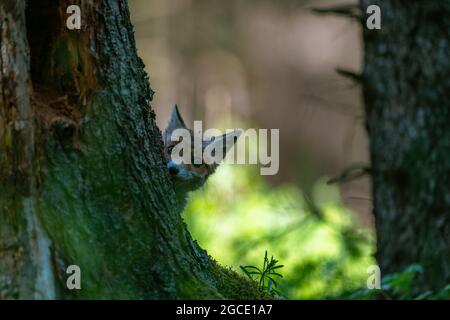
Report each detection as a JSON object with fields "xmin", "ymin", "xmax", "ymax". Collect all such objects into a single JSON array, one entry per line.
[
  {"xmin": 0, "ymin": 0, "xmax": 265, "ymax": 299},
  {"xmin": 361, "ymin": 0, "xmax": 450, "ymax": 291}
]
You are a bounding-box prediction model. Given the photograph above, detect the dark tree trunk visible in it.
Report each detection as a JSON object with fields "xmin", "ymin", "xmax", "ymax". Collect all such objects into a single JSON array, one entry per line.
[
  {"xmin": 361, "ymin": 0, "xmax": 450, "ymax": 291},
  {"xmin": 0, "ymin": 0, "xmax": 265, "ymax": 299}
]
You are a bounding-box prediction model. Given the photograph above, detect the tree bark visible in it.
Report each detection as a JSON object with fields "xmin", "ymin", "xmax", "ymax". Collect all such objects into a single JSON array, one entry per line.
[
  {"xmin": 0, "ymin": 0, "xmax": 266, "ymax": 299},
  {"xmin": 361, "ymin": 0, "xmax": 450, "ymax": 291}
]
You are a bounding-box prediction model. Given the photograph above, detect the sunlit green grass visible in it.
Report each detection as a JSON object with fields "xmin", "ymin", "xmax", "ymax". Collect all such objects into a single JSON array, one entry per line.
[{"xmin": 184, "ymin": 164, "xmax": 376, "ymax": 299}]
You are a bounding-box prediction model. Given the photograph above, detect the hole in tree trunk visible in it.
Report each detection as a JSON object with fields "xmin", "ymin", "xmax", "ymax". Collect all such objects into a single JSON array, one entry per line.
[{"xmin": 25, "ymin": 1, "xmax": 94, "ymax": 142}]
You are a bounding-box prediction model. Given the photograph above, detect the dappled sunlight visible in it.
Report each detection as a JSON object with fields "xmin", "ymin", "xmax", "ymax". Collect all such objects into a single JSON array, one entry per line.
[{"xmin": 184, "ymin": 164, "xmax": 375, "ymax": 299}]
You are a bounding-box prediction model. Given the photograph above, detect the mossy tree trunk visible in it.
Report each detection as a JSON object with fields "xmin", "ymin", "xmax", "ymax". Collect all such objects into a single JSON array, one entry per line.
[
  {"xmin": 0, "ymin": 0, "xmax": 265, "ymax": 299},
  {"xmin": 361, "ymin": 0, "xmax": 450, "ymax": 292}
]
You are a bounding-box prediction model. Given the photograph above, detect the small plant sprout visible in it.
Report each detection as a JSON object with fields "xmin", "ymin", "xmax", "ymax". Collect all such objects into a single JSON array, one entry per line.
[{"xmin": 240, "ymin": 251, "xmax": 284, "ymax": 296}]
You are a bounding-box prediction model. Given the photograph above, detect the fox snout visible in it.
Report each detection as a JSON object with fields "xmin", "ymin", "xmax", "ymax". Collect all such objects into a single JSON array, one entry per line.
[
  {"xmin": 167, "ymin": 160, "xmax": 179, "ymax": 176},
  {"xmin": 166, "ymin": 159, "xmax": 208, "ymax": 182},
  {"xmin": 166, "ymin": 158, "xmax": 209, "ymax": 196}
]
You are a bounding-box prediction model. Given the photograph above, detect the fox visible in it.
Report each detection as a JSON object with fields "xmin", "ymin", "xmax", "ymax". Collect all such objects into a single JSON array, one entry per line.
[{"xmin": 163, "ymin": 105, "xmax": 241, "ymax": 208}]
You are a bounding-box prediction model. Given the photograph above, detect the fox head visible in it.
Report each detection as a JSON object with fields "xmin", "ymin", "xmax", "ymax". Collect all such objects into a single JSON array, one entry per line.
[{"xmin": 163, "ymin": 105, "xmax": 240, "ymax": 199}]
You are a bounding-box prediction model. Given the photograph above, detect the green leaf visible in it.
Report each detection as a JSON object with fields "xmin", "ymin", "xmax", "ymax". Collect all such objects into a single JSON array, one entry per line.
[
  {"xmin": 269, "ymin": 272, "xmax": 283, "ymax": 278},
  {"xmin": 271, "ymin": 264, "xmax": 284, "ymax": 269}
]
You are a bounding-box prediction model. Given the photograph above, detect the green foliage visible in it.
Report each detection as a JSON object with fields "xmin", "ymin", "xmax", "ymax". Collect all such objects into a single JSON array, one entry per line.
[
  {"xmin": 178, "ymin": 261, "xmax": 272, "ymax": 299},
  {"xmin": 240, "ymin": 251, "xmax": 284, "ymax": 297},
  {"xmin": 431, "ymin": 285, "xmax": 450, "ymax": 300},
  {"xmin": 347, "ymin": 264, "xmax": 450, "ymax": 300},
  {"xmin": 383, "ymin": 264, "xmax": 423, "ymax": 299},
  {"xmin": 184, "ymin": 165, "xmax": 375, "ymax": 299}
]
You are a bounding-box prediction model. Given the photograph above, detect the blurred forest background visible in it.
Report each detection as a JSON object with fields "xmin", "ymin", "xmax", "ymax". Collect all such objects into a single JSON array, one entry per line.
[{"xmin": 130, "ymin": 0, "xmax": 374, "ymax": 299}]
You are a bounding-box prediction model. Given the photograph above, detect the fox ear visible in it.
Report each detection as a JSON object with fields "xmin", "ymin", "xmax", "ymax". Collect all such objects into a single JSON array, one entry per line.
[
  {"xmin": 220, "ymin": 129, "xmax": 242, "ymax": 155},
  {"xmin": 204, "ymin": 129, "xmax": 242, "ymax": 163},
  {"xmin": 164, "ymin": 104, "xmax": 187, "ymax": 141}
]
